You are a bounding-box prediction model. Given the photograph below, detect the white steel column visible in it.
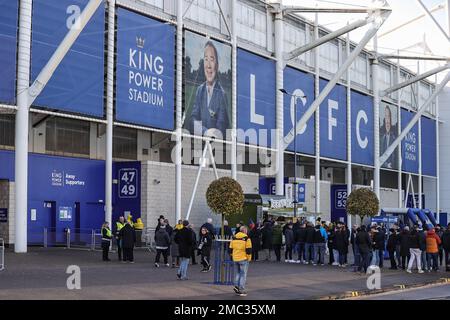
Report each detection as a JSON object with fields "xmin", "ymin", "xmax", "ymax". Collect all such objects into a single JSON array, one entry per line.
[
  {"xmin": 105, "ymin": 0, "xmax": 115, "ymax": 226},
  {"xmin": 314, "ymin": 13, "xmax": 320, "ymax": 216},
  {"xmin": 346, "ymin": 28, "xmax": 352, "ymax": 228},
  {"xmin": 175, "ymin": 0, "xmax": 183, "ymax": 221},
  {"xmin": 15, "ymin": 0, "xmax": 33, "ymax": 253},
  {"xmin": 372, "ymin": 35, "xmax": 381, "ymax": 201},
  {"xmin": 231, "ymin": 0, "xmax": 237, "ymax": 180},
  {"xmin": 417, "ymin": 63, "xmax": 422, "ymax": 209},
  {"xmin": 396, "ymin": 57, "xmax": 403, "ymax": 208},
  {"xmin": 435, "ymin": 74, "xmax": 440, "ymax": 222},
  {"xmin": 275, "ymin": 8, "xmax": 284, "ymax": 196}
]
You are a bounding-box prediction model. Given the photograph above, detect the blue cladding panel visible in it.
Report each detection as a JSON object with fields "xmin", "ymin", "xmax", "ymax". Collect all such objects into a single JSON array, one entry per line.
[{"xmin": 351, "ymin": 90, "xmax": 374, "ymax": 166}]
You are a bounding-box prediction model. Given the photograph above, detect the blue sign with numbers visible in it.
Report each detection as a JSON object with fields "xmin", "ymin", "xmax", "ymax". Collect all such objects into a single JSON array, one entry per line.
[
  {"xmin": 298, "ymin": 184, "xmax": 306, "ymax": 203},
  {"xmin": 119, "ymin": 168, "xmax": 138, "ymax": 199},
  {"xmin": 331, "ymin": 185, "xmax": 348, "ymax": 223}
]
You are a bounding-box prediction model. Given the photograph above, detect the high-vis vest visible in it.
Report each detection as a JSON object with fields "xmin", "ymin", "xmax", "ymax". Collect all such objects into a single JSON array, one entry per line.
[
  {"xmin": 116, "ymin": 221, "xmax": 125, "ymax": 232},
  {"xmin": 102, "ymin": 227, "xmax": 112, "ymax": 241}
]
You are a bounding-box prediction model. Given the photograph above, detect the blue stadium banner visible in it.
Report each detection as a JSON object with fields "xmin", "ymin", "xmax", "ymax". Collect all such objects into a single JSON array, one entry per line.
[
  {"xmin": 283, "ymin": 67, "xmax": 315, "ymax": 155},
  {"xmin": 237, "ymin": 49, "xmax": 276, "ymax": 147},
  {"xmin": 0, "ymin": 0, "xmax": 18, "ymax": 104},
  {"xmin": 401, "ymin": 108, "xmax": 419, "ymax": 174},
  {"xmin": 116, "ymin": 8, "xmax": 175, "ymax": 130},
  {"xmin": 31, "ymin": 0, "xmax": 105, "ymax": 117},
  {"xmin": 421, "ymin": 116, "xmax": 436, "ymax": 176},
  {"xmin": 351, "ymin": 90, "xmax": 374, "ymax": 166},
  {"xmin": 319, "ymin": 80, "xmax": 347, "ymax": 161}
]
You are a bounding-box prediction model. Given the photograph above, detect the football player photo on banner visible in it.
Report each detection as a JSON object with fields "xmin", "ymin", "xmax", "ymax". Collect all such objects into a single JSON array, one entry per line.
[
  {"xmin": 401, "ymin": 108, "xmax": 419, "ymax": 174},
  {"xmin": 183, "ymin": 31, "xmax": 232, "ymax": 140},
  {"xmin": 283, "ymin": 67, "xmax": 315, "ymax": 155},
  {"xmin": 116, "ymin": 8, "xmax": 175, "ymax": 130},
  {"xmin": 421, "ymin": 116, "xmax": 437, "ymax": 177},
  {"xmin": 31, "ymin": 0, "xmax": 104, "ymax": 117},
  {"xmin": 0, "ymin": 0, "xmax": 18, "ymax": 104},
  {"xmin": 319, "ymin": 79, "xmax": 347, "ymax": 161},
  {"xmin": 351, "ymin": 90, "xmax": 374, "ymax": 166},
  {"xmin": 379, "ymin": 102, "xmax": 398, "ymax": 170},
  {"xmin": 237, "ymin": 49, "xmax": 276, "ymax": 147}
]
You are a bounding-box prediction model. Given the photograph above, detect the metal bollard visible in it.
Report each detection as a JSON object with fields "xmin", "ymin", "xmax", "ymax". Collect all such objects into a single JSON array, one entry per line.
[
  {"xmin": 0, "ymin": 238, "xmax": 4, "ymax": 271},
  {"xmin": 90, "ymin": 229, "xmax": 95, "ymax": 251},
  {"xmin": 44, "ymin": 228, "xmax": 47, "ymax": 248},
  {"xmin": 66, "ymin": 228, "xmax": 71, "ymax": 249}
]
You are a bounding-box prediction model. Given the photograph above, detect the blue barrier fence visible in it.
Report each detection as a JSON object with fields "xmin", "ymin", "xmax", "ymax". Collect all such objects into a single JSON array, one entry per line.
[{"xmin": 213, "ymin": 239, "xmax": 234, "ymax": 285}]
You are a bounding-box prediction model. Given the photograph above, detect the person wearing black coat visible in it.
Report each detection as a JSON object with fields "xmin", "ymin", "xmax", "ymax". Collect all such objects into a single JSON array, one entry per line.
[
  {"xmin": 304, "ymin": 223, "xmax": 315, "ymax": 264},
  {"xmin": 222, "ymin": 220, "xmax": 233, "ymax": 239},
  {"xmin": 154, "ymin": 224, "xmax": 171, "ymax": 267},
  {"xmin": 284, "ymin": 223, "xmax": 295, "ymax": 262},
  {"xmin": 399, "ymin": 227, "xmax": 411, "ymax": 269},
  {"xmin": 442, "ymin": 224, "xmax": 450, "ymax": 271},
  {"xmin": 295, "ymin": 223, "xmax": 307, "ymax": 263},
  {"xmin": 261, "ymin": 222, "xmax": 273, "ymax": 261},
  {"xmin": 373, "ymin": 228, "xmax": 386, "ymax": 268},
  {"xmin": 119, "ymin": 222, "xmax": 136, "ymax": 263},
  {"xmin": 198, "ymin": 227, "xmax": 213, "ymax": 272},
  {"xmin": 387, "ymin": 229, "xmax": 399, "ymax": 269},
  {"xmin": 175, "ymin": 220, "xmax": 194, "ymax": 280},
  {"xmin": 355, "ymin": 225, "xmax": 371, "ymax": 273},
  {"xmin": 335, "ymin": 227, "xmax": 349, "ymax": 267},
  {"xmin": 248, "ymin": 224, "xmax": 262, "ymax": 261},
  {"xmin": 189, "ymin": 224, "xmax": 198, "ymax": 265}
]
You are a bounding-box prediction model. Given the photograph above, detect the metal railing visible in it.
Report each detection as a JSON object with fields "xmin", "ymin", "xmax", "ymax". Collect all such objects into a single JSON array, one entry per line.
[
  {"xmin": 213, "ymin": 239, "xmax": 234, "ymax": 285},
  {"xmin": 143, "ymin": 227, "xmax": 156, "ymax": 252},
  {"xmin": 0, "ymin": 238, "xmax": 4, "ymax": 271},
  {"xmin": 36, "ymin": 227, "xmax": 107, "ymax": 251}
]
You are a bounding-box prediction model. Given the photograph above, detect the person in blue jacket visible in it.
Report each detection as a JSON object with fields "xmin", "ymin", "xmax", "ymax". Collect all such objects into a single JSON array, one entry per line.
[{"xmin": 188, "ymin": 41, "xmax": 229, "ymax": 138}]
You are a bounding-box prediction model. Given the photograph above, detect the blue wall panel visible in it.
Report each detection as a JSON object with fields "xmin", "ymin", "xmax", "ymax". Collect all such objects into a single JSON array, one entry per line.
[
  {"xmin": 421, "ymin": 116, "xmax": 437, "ymax": 177},
  {"xmin": 0, "ymin": 0, "xmax": 18, "ymax": 104},
  {"xmin": 237, "ymin": 49, "xmax": 276, "ymax": 147},
  {"xmin": 283, "ymin": 67, "xmax": 315, "ymax": 155},
  {"xmin": 31, "ymin": 0, "xmax": 105, "ymax": 117},
  {"xmin": 115, "ymin": 8, "xmax": 175, "ymax": 130},
  {"xmin": 351, "ymin": 90, "xmax": 374, "ymax": 166},
  {"xmin": 319, "ymin": 80, "xmax": 347, "ymax": 161},
  {"xmin": 401, "ymin": 109, "xmax": 419, "ymax": 174}
]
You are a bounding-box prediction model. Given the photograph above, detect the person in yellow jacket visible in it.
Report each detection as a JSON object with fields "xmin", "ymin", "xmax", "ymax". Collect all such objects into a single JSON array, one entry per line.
[{"xmin": 229, "ymin": 226, "xmax": 252, "ymax": 296}]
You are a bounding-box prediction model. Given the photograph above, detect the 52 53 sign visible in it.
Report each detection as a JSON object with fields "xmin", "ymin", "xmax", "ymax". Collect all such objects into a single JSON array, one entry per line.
[
  {"xmin": 335, "ymin": 190, "xmax": 347, "ymax": 209},
  {"xmin": 119, "ymin": 168, "xmax": 138, "ymax": 198}
]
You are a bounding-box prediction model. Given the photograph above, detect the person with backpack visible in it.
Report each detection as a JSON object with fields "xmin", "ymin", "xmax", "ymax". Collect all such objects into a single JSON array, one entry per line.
[
  {"xmin": 154, "ymin": 222, "xmax": 171, "ymax": 267},
  {"xmin": 313, "ymin": 224, "xmax": 328, "ymax": 266},
  {"xmin": 426, "ymin": 227, "xmax": 442, "ymax": 272},
  {"xmin": 198, "ymin": 227, "xmax": 213, "ymax": 272}
]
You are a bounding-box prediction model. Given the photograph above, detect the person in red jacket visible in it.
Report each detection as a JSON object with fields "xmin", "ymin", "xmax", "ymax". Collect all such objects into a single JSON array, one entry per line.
[{"xmin": 426, "ymin": 228, "xmax": 442, "ymax": 272}]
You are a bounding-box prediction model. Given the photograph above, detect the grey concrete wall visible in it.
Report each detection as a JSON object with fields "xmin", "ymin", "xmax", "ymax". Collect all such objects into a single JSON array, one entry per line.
[{"xmin": 141, "ymin": 161, "xmax": 259, "ymax": 231}]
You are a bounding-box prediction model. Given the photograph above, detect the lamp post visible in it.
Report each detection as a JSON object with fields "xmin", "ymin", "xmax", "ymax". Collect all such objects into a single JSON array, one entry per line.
[{"xmin": 279, "ymin": 89, "xmax": 306, "ymax": 218}]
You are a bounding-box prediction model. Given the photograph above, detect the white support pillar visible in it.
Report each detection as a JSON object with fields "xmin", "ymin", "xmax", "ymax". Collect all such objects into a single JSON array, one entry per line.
[
  {"xmin": 175, "ymin": 0, "xmax": 183, "ymax": 221},
  {"xmin": 346, "ymin": 28, "xmax": 352, "ymax": 229},
  {"xmin": 396, "ymin": 57, "xmax": 403, "ymax": 208},
  {"xmin": 231, "ymin": 0, "xmax": 237, "ymax": 180},
  {"xmin": 105, "ymin": 0, "xmax": 115, "ymax": 226},
  {"xmin": 372, "ymin": 34, "xmax": 381, "ymax": 202},
  {"xmin": 417, "ymin": 63, "xmax": 423, "ymax": 209},
  {"xmin": 275, "ymin": 9, "xmax": 284, "ymax": 196},
  {"xmin": 15, "ymin": 0, "xmax": 33, "ymax": 253},
  {"xmin": 435, "ymin": 74, "xmax": 440, "ymax": 222},
  {"xmin": 314, "ymin": 13, "xmax": 321, "ymax": 216}
]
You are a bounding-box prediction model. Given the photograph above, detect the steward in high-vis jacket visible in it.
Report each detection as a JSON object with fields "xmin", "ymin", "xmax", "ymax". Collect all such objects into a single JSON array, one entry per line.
[
  {"xmin": 101, "ymin": 222, "xmax": 112, "ymax": 262},
  {"xmin": 115, "ymin": 216, "xmax": 126, "ymax": 261},
  {"xmin": 229, "ymin": 227, "xmax": 252, "ymax": 296}
]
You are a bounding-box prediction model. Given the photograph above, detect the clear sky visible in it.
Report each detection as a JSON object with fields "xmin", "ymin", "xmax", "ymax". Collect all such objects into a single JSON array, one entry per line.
[{"xmin": 280, "ymin": 0, "xmax": 449, "ymax": 82}]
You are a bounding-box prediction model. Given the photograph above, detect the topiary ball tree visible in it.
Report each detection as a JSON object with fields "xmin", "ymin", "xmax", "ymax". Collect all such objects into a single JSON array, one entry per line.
[
  {"xmin": 206, "ymin": 177, "xmax": 244, "ymax": 237},
  {"xmin": 346, "ymin": 187, "xmax": 380, "ymax": 224}
]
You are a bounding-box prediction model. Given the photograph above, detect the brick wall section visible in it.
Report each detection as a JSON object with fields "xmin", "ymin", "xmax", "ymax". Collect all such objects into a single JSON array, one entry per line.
[{"xmin": 141, "ymin": 161, "xmax": 259, "ymax": 232}]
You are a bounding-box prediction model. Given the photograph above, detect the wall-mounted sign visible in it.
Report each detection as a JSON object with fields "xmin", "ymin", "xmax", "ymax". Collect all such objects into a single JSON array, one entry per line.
[
  {"xmin": 59, "ymin": 206, "xmax": 73, "ymax": 222},
  {"xmin": 118, "ymin": 168, "xmax": 138, "ymax": 199}
]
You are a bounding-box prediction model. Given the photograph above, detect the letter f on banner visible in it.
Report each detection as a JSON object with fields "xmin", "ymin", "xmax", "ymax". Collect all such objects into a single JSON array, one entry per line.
[
  {"xmin": 328, "ymin": 99, "xmax": 338, "ymax": 141},
  {"xmin": 250, "ymin": 74, "xmax": 264, "ymax": 125}
]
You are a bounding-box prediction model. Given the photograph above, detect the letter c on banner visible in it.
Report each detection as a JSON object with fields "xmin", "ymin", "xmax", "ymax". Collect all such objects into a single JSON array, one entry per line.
[
  {"xmin": 290, "ymin": 89, "xmax": 307, "ymax": 135},
  {"xmin": 356, "ymin": 110, "xmax": 368, "ymax": 149}
]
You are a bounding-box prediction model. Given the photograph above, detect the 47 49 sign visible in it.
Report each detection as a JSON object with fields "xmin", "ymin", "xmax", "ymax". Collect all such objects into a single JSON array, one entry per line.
[{"xmin": 119, "ymin": 168, "xmax": 138, "ymax": 198}]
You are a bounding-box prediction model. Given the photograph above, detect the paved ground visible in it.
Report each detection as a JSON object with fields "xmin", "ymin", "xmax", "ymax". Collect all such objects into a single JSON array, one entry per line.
[
  {"xmin": 353, "ymin": 283, "xmax": 450, "ymax": 300},
  {"xmin": 0, "ymin": 247, "xmax": 448, "ymax": 300}
]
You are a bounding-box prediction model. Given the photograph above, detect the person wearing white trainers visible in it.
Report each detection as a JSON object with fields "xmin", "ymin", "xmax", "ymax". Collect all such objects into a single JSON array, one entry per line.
[
  {"xmin": 154, "ymin": 222, "xmax": 171, "ymax": 268},
  {"xmin": 407, "ymin": 225, "xmax": 424, "ymax": 274}
]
